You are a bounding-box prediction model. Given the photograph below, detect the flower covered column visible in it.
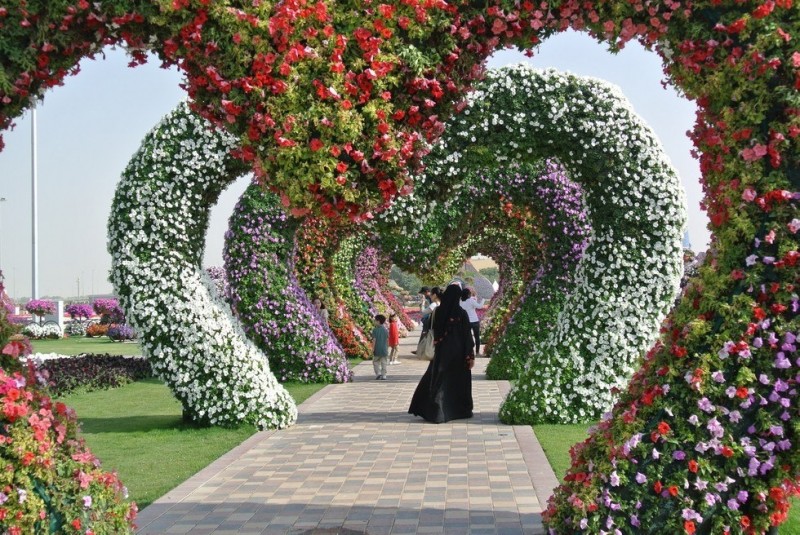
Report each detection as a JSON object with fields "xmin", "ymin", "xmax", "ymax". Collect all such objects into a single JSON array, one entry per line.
[
  {"xmin": 108, "ymin": 104, "xmax": 297, "ymax": 429},
  {"xmin": 224, "ymin": 183, "xmax": 352, "ymax": 384}
]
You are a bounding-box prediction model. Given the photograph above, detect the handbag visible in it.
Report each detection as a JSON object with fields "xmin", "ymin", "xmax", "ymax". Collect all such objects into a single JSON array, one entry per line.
[{"xmin": 417, "ymin": 331, "xmax": 435, "ymax": 361}]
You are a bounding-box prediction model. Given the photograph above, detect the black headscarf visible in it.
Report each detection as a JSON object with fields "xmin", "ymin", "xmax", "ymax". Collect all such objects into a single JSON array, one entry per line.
[{"xmin": 433, "ymin": 284, "xmax": 465, "ymax": 339}]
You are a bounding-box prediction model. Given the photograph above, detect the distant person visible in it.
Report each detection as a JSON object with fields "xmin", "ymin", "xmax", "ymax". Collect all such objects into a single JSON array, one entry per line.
[
  {"xmin": 418, "ymin": 287, "xmax": 431, "ymax": 312},
  {"xmin": 408, "ymin": 284, "xmax": 474, "ymax": 423},
  {"xmin": 388, "ymin": 313, "xmax": 400, "ymax": 365},
  {"xmin": 413, "ymin": 286, "xmax": 442, "ymax": 354},
  {"xmin": 371, "ymin": 314, "xmax": 389, "ymax": 380},
  {"xmin": 460, "ymin": 287, "xmax": 485, "ymax": 356}
]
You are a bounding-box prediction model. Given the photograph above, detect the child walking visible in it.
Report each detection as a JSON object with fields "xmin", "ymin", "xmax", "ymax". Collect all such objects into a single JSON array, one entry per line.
[
  {"xmin": 388, "ymin": 313, "xmax": 400, "ymax": 365},
  {"xmin": 371, "ymin": 314, "xmax": 389, "ymax": 380}
]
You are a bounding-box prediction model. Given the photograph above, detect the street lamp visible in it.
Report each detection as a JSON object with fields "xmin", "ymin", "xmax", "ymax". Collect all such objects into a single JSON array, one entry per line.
[{"xmin": 31, "ymin": 98, "xmax": 39, "ymax": 299}]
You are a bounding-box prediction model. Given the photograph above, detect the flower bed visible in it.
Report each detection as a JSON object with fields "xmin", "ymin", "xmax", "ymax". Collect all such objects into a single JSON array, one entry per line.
[
  {"xmin": 26, "ymin": 353, "xmax": 152, "ymax": 396},
  {"xmin": 0, "ymin": 369, "xmax": 137, "ymax": 533}
]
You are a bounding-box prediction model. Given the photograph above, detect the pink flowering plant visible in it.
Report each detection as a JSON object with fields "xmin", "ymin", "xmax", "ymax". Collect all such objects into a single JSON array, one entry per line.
[
  {"xmin": 64, "ymin": 304, "xmax": 93, "ymax": 321},
  {"xmin": 24, "ymin": 300, "xmax": 55, "ymax": 318},
  {"xmin": 0, "ymin": 370, "xmax": 137, "ymax": 533}
]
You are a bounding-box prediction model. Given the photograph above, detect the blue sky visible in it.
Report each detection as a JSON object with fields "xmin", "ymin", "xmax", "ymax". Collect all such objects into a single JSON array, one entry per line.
[{"xmin": 0, "ymin": 31, "xmax": 706, "ymax": 299}]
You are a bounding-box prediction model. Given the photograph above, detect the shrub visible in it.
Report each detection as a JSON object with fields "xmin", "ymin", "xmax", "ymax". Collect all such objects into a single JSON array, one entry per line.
[
  {"xmin": 85, "ymin": 324, "xmax": 109, "ymax": 338},
  {"xmin": 107, "ymin": 324, "xmax": 136, "ymax": 342},
  {"xmin": 30, "ymin": 354, "xmax": 152, "ymax": 396},
  {"xmin": 64, "ymin": 322, "xmax": 86, "ymax": 337}
]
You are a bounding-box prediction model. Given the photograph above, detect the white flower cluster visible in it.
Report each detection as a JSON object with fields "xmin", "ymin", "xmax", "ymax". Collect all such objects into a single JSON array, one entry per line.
[
  {"xmin": 22, "ymin": 323, "xmax": 62, "ymax": 340},
  {"xmin": 107, "ymin": 103, "xmax": 297, "ymax": 429},
  {"xmin": 402, "ymin": 65, "xmax": 687, "ymax": 423}
]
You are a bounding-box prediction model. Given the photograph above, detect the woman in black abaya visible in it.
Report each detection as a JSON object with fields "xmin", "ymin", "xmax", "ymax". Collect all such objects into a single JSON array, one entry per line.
[{"xmin": 408, "ymin": 284, "xmax": 475, "ymax": 423}]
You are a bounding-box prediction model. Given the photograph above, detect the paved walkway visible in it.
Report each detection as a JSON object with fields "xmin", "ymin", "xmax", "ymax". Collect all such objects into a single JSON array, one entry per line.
[{"xmin": 136, "ymin": 328, "xmax": 559, "ymax": 534}]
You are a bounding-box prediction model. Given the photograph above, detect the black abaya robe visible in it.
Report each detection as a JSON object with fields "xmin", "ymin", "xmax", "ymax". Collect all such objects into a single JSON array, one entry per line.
[{"xmin": 408, "ymin": 310, "xmax": 474, "ymax": 423}]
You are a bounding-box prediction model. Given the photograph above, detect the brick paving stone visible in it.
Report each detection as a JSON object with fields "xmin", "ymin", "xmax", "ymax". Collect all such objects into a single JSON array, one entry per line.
[{"xmin": 136, "ymin": 328, "xmax": 555, "ymax": 534}]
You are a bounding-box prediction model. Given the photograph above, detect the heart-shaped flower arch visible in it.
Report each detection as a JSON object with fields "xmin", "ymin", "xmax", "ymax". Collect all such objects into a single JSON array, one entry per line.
[{"xmin": 381, "ymin": 65, "xmax": 686, "ymax": 424}]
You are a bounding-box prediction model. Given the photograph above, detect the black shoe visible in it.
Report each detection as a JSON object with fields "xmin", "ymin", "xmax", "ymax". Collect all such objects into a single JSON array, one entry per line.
[{"xmin": 411, "ymin": 350, "xmax": 417, "ymax": 354}]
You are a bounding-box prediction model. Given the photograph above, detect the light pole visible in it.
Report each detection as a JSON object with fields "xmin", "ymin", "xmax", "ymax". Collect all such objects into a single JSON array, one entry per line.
[{"xmin": 31, "ymin": 98, "xmax": 39, "ymax": 299}]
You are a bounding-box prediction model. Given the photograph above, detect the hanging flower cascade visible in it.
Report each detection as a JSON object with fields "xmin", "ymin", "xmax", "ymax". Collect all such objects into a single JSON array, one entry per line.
[
  {"xmin": 435, "ymin": 66, "xmax": 686, "ymax": 424},
  {"xmin": 353, "ymin": 243, "xmax": 413, "ymax": 335},
  {"xmin": 294, "ymin": 218, "xmax": 372, "ymax": 360},
  {"xmin": 224, "ymin": 182, "xmax": 352, "ymax": 384},
  {"xmin": 108, "ymin": 103, "xmax": 297, "ymax": 429},
  {"xmin": 330, "ymin": 234, "xmax": 380, "ymax": 336},
  {"xmin": 482, "ymin": 163, "xmax": 590, "ymax": 381}
]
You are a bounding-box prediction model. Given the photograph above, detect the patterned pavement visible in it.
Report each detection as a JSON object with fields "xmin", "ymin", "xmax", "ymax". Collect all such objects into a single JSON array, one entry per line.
[{"xmin": 136, "ymin": 329, "xmax": 559, "ymax": 534}]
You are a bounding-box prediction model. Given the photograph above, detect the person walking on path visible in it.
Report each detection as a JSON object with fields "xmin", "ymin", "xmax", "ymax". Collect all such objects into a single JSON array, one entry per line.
[
  {"xmin": 460, "ymin": 287, "xmax": 485, "ymax": 356},
  {"xmin": 408, "ymin": 284, "xmax": 475, "ymax": 423},
  {"xmin": 388, "ymin": 313, "xmax": 400, "ymax": 364},
  {"xmin": 371, "ymin": 314, "xmax": 390, "ymax": 380}
]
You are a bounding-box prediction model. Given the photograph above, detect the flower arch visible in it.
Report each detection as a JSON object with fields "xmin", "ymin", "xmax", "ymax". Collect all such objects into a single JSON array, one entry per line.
[
  {"xmin": 381, "ymin": 65, "xmax": 685, "ymax": 423},
  {"xmin": 1, "ymin": 0, "xmax": 798, "ymax": 532},
  {"xmin": 108, "ymin": 103, "xmax": 297, "ymax": 429},
  {"xmin": 224, "ymin": 182, "xmax": 352, "ymax": 383}
]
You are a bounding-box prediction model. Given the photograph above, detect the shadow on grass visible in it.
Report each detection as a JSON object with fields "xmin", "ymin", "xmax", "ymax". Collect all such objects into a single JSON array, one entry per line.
[{"xmin": 77, "ymin": 415, "xmax": 205, "ymax": 434}]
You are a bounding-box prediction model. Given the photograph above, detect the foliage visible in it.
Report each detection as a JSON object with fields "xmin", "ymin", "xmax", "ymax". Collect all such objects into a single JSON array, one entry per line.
[
  {"xmin": 107, "ymin": 325, "xmax": 136, "ymax": 342},
  {"xmin": 0, "ymin": 271, "xmax": 18, "ymax": 352},
  {"xmin": 478, "ymin": 266, "xmax": 499, "ymax": 282},
  {"xmin": 84, "ymin": 324, "xmax": 109, "ymax": 338},
  {"xmin": 224, "ymin": 182, "xmax": 351, "ymax": 383},
  {"xmin": 3, "ymin": 0, "xmax": 800, "ymax": 532},
  {"xmin": 28, "ymin": 354, "xmax": 152, "ymax": 396},
  {"xmin": 107, "ymin": 103, "xmax": 296, "ymax": 429},
  {"xmin": 389, "ymin": 265, "xmax": 423, "ymax": 296}
]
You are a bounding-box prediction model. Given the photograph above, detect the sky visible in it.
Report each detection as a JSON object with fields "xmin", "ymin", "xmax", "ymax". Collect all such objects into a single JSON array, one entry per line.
[{"xmin": 0, "ymin": 31, "xmax": 708, "ymax": 300}]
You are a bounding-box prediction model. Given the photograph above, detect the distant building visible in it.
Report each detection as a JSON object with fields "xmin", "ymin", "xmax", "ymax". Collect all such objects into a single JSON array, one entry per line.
[{"xmin": 682, "ymin": 230, "xmax": 692, "ymax": 250}]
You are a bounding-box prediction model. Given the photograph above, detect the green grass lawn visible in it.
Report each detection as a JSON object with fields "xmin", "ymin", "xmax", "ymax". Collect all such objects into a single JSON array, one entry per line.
[
  {"xmin": 61, "ymin": 378, "xmax": 325, "ymax": 509},
  {"xmin": 32, "ymin": 336, "xmax": 142, "ymax": 356},
  {"xmin": 533, "ymin": 424, "xmax": 800, "ymax": 534}
]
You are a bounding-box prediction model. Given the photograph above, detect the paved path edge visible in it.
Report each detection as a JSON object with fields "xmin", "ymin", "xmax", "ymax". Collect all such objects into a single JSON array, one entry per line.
[{"xmin": 496, "ymin": 378, "xmax": 560, "ymax": 525}]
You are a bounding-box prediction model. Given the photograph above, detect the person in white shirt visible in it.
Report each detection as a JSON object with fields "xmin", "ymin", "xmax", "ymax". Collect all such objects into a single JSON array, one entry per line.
[{"xmin": 459, "ymin": 287, "xmax": 484, "ymax": 356}]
